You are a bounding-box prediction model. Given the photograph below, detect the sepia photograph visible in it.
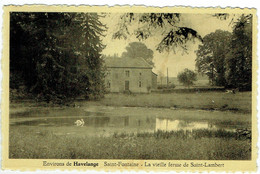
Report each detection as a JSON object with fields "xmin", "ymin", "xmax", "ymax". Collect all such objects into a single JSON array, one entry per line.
[{"xmin": 1, "ymin": 5, "xmax": 257, "ymax": 171}]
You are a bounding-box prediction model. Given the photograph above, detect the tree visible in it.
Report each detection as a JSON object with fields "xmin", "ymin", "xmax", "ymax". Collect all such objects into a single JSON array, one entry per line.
[
  {"xmin": 10, "ymin": 12, "xmax": 106, "ymax": 103},
  {"xmin": 225, "ymin": 14, "xmax": 252, "ymax": 91},
  {"xmin": 112, "ymin": 13, "xmax": 203, "ymax": 53},
  {"xmin": 121, "ymin": 42, "xmax": 154, "ymax": 66},
  {"xmin": 177, "ymin": 69, "xmax": 197, "ymax": 87},
  {"xmin": 195, "ymin": 30, "xmax": 232, "ymax": 86}
]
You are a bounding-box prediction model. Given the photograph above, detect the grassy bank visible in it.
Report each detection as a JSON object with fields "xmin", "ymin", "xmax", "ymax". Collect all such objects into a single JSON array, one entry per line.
[
  {"xmin": 96, "ymin": 92, "xmax": 251, "ymax": 113},
  {"xmin": 10, "ymin": 127, "xmax": 251, "ymax": 160},
  {"xmin": 10, "ymin": 91, "xmax": 252, "ymax": 114}
]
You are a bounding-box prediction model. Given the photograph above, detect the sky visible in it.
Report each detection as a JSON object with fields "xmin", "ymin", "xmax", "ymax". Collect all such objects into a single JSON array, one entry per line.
[{"xmin": 100, "ymin": 13, "xmax": 235, "ymax": 77}]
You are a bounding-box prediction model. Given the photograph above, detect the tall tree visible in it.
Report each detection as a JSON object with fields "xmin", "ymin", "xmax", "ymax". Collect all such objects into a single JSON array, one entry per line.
[
  {"xmin": 225, "ymin": 14, "xmax": 252, "ymax": 91},
  {"xmin": 121, "ymin": 42, "xmax": 154, "ymax": 67},
  {"xmin": 195, "ymin": 30, "xmax": 232, "ymax": 86},
  {"xmin": 10, "ymin": 12, "xmax": 106, "ymax": 103}
]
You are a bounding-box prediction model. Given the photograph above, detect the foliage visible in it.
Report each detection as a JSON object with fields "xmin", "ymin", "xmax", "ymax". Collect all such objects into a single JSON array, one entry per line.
[
  {"xmin": 121, "ymin": 42, "xmax": 154, "ymax": 67},
  {"xmin": 212, "ymin": 13, "xmax": 230, "ymax": 20},
  {"xmin": 196, "ymin": 14, "xmax": 252, "ymax": 91},
  {"xmin": 177, "ymin": 69, "xmax": 197, "ymax": 87},
  {"xmin": 157, "ymin": 83, "xmax": 176, "ymax": 89},
  {"xmin": 10, "ymin": 126, "xmax": 251, "ymax": 160},
  {"xmin": 10, "ymin": 12, "xmax": 106, "ymax": 103},
  {"xmin": 225, "ymin": 14, "xmax": 252, "ymax": 91},
  {"xmin": 116, "ymin": 129, "xmax": 251, "ymax": 140},
  {"xmin": 195, "ymin": 30, "xmax": 232, "ymax": 86},
  {"xmin": 112, "ymin": 13, "xmax": 202, "ymax": 53}
]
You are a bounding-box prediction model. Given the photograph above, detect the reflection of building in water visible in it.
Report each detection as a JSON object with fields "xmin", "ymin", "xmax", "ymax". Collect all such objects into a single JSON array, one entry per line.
[
  {"xmin": 86, "ymin": 117, "xmax": 110, "ymax": 126},
  {"xmin": 97, "ymin": 116, "xmax": 155, "ymax": 132},
  {"xmin": 155, "ymin": 118, "xmax": 216, "ymax": 132},
  {"xmin": 127, "ymin": 117, "xmax": 155, "ymax": 132},
  {"xmin": 106, "ymin": 116, "xmax": 130, "ymax": 127},
  {"xmin": 85, "ymin": 116, "xmax": 130, "ymax": 127}
]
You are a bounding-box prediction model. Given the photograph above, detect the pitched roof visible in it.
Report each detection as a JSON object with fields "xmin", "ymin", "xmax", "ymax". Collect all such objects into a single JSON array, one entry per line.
[{"xmin": 105, "ymin": 57, "xmax": 152, "ymax": 69}]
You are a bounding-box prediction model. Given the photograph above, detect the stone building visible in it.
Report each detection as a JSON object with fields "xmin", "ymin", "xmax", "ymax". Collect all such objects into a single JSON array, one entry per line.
[{"xmin": 105, "ymin": 57, "xmax": 157, "ymax": 93}]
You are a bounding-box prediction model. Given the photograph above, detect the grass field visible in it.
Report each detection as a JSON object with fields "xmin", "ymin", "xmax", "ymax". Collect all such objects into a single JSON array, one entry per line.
[
  {"xmin": 10, "ymin": 91, "xmax": 251, "ymax": 113},
  {"xmin": 9, "ymin": 126, "xmax": 251, "ymax": 160},
  {"xmin": 93, "ymin": 91, "xmax": 252, "ymax": 113}
]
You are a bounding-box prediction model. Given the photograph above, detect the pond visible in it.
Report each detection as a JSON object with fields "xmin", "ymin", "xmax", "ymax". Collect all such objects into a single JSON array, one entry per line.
[{"xmin": 10, "ymin": 105, "xmax": 248, "ymax": 137}]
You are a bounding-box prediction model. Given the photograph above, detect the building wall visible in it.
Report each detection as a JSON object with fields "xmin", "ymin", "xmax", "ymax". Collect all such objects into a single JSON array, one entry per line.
[{"xmin": 105, "ymin": 67, "xmax": 153, "ymax": 93}]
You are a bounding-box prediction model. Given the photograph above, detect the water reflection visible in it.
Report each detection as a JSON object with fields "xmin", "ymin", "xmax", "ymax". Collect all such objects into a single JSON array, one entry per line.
[
  {"xmin": 13, "ymin": 116, "xmax": 118, "ymax": 127},
  {"xmin": 11, "ymin": 115, "xmax": 237, "ymax": 136},
  {"xmin": 156, "ymin": 118, "xmax": 216, "ymax": 132}
]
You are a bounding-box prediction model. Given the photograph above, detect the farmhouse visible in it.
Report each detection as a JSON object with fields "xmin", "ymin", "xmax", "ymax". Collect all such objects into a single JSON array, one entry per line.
[{"xmin": 105, "ymin": 57, "xmax": 157, "ymax": 93}]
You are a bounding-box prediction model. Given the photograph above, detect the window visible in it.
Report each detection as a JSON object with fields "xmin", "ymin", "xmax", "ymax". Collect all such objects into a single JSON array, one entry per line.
[
  {"xmin": 125, "ymin": 70, "xmax": 130, "ymax": 77},
  {"xmin": 139, "ymin": 81, "xmax": 142, "ymax": 88}
]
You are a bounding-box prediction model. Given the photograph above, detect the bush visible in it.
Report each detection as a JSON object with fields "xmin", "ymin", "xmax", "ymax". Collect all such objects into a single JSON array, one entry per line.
[
  {"xmin": 157, "ymin": 83, "xmax": 175, "ymax": 89},
  {"xmin": 177, "ymin": 69, "xmax": 197, "ymax": 87}
]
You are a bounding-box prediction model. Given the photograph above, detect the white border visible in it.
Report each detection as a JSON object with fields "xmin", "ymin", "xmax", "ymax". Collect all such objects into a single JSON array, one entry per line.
[{"xmin": 0, "ymin": 1, "xmax": 259, "ymax": 174}]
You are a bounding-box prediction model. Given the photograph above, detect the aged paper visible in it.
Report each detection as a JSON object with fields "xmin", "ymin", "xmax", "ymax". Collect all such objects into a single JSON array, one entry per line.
[{"xmin": 1, "ymin": 5, "xmax": 257, "ymax": 172}]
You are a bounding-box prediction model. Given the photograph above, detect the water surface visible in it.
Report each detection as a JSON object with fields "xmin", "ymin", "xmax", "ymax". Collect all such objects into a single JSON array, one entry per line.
[{"xmin": 10, "ymin": 105, "xmax": 248, "ymax": 136}]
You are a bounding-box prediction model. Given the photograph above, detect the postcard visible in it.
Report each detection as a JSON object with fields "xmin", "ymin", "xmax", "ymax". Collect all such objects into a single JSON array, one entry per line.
[{"xmin": 1, "ymin": 5, "xmax": 257, "ymax": 172}]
